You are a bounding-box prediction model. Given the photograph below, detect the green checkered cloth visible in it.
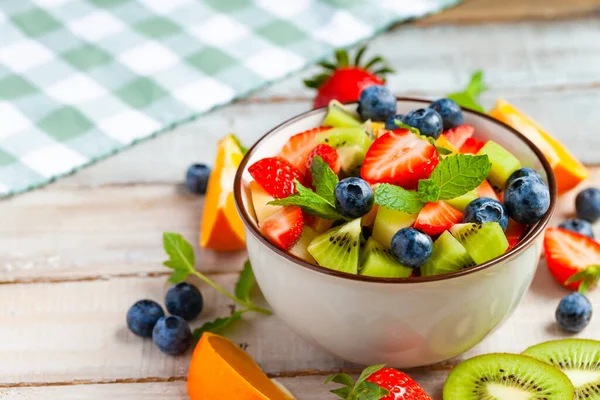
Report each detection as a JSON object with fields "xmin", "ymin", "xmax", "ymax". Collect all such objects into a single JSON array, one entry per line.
[{"xmin": 0, "ymin": 0, "xmax": 460, "ymax": 197}]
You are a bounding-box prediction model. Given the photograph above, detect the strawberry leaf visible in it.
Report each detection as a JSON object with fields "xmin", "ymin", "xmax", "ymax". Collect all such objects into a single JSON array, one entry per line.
[
  {"xmin": 355, "ymin": 364, "xmax": 386, "ymax": 387},
  {"xmin": 330, "ymin": 386, "xmax": 352, "ymax": 399},
  {"xmin": 565, "ymin": 265, "xmax": 600, "ymax": 295},
  {"xmin": 325, "ymin": 373, "xmax": 354, "ymax": 387},
  {"xmin": 335, "ymin": 49, "xmax": 349, "ymax": 68}
]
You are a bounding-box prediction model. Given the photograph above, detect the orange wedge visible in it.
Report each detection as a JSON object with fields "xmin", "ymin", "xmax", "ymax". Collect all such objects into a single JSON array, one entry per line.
[
  {"xmin": 188, "ymin": 333, "xmax": 294, "ymax": 400},
  {"xmin": 490, "ymin": 99, "xmax": 588, "ymax": 194},
  {"xmin": 200, "ymin": 134, "xmax": 246, "ymax": 250}
]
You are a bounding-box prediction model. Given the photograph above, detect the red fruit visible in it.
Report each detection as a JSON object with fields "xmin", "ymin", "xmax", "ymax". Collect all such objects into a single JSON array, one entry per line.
[
  {"xmin": 459, "ymin": 137, "xmax": 485, "ymax": 154},
  {"xmin": 505, "ymin": 219, "xmax": 526, "ymax": 250},
  {"xmin": 443, "ymin": 124, "xmax": 475, "ymax": 149},
  {"xmin": 544, "ymin": 228, "xmax": 600, "ymax": 290},
  {"xmin": 305, "ymin": 144, "xmax": 340, "ymax": 186},
  {"xmin": 248, "ymin": 157, "xmax": 303, "ymax": 199},
  {"xmin": 279, "ymin": 127, "xmax": 331, "ymax": 175},
  {"xmin": 260, "ymin": 206, "xmax": 304, "ymax": 250},
  {"xmin": 414, "ymin": 201, "xmax": 463, "ymax": 236},
  {"xmin": 367, "ymin": 368, "xmax": 431, "ymax": 400},
  {"xmin": 476, "ymin": 179, "xmax": 500, "ymax": 202},
  {"xmin": 360, "ymin": 130, "xmax": 439, "ymax": 189}
]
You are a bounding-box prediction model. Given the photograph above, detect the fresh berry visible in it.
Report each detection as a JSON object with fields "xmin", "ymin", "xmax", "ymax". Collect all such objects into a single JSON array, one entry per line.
[
  {"xmin": 463, "ymin": 198, "xmax": 508, "ymax": 231},
  {"xmin": 367, "ymin": 367, "xmax": 432, "ymax": 400},
  {"xmin": 476, "ymin": 179, "xmax": 500, "ymax": 202},
  {"xmin": 305, "ymin": 144, "xmax": 340, "ymax": 187},
  {"xmin": 384, "ymin": 114, "xmax": 406, "ymax": 130},
  {"xmin": 544, "ymin": 227, "xmax": 600, "ymax": 290},
  {"xmin": 152, "ymin": 315, "xmax": 193, "ymax": 355},
  {"xmin": 360, "ymin": 130, "xmax": 439, "ymax": 189},
  {"xmin": 459, "ymin": 137, "xmax": 485, "ymax": 154},
  {"xmin": 390, "ymin": 227, "xmax": 433, "ymax": 268},
  {"xmin": 279, "ymin": 126, "xmax": 331, "ymax": 174},
  {"xmin": 559, "ymin": 218, "xmax": 595, "ymax": 239},
  {"xmin": 248, "ymin": 157, "xmax": 303, "ymax": 199},
  {"xmin": 430, "ymin": 98, "xmax": 464, "ymax": 130},
  {"xmin": 165, "ymin": 282, "xmax": 204, "ymax": 321},
  {"xmin": 505, "ymin": 219, "xmax": 526, "ymax": 250},
  {"xmin": 185, "ymin": 163, "xmax": 211, "ymax": 194},
  {"xmin": 442, "ymin": 124, "xmax": 474, "ymax": 150},
  {"xmin": 503, "ymin": 176, "xmax": 550, "ymax": 224},
  {"xmin": 304, "ymin": 47, "xmax": 393, "ymax": 109},
  {"xmin": 403, "ymin": 108, "xmax": 443, "ymax": 139},
  {"xmin": 260, "ymin": 205, "xmax": 304, "ymax": 250},
  {"xmin": 576, "ymin": 187, "xmax": 600, "ymax": 223},
  {"xmin": 126, "ymin": 300, "xmax": 165, "ymax": 338},
  {"xmin": 505, "ymin": 167, "xmax": 543, "ymax": 189},
  {"xmin": 556, "ymin": 292, "xmax": 592, "ymax": 333},
  {"xmin": 334, "ymin": 177, "xmax": 374, "ymax": 218},
  {"xmin": 357, "ymin": 85, "xmax": 396, "ymax": 122},
  {"xmin": 414, "ymin": 201, "xmax": 463, "ymax": 236}
]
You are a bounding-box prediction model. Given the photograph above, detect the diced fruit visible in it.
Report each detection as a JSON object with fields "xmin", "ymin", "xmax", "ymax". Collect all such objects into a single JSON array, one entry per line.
[
  {"xmin": 360, "ymin": 129, "xmax": 439, "ymax": 189},
  {"xmin": 443, "ymin": 125, "xmax": 474, "ymax": 149},
  {"xmin": 185, "ymin": 163, "xmax": 211, "ymax": 194},
  {"xmin": 152, "ymin": 315, "xmax": 192, "ymax": 355},
  {"xmin": 477, "ymin": 140, "xmax": 522, "ymax": 190},
  {"xmin": 450, "ymin": 222, "xmax": 509, "ymax": 264},
  {"xmin": 357, "ymin": 85, "xmax": 396, "ymax": 122},
  {"xmin": 459, "ymin": 137, "xmax": 485, "ymax": 154},
  {"xmin": 248, "ymin": 157, "xmax": 303, "ymax": 199},
  {"xmin": 504, "ymin": 176, "xmax": 550, "ymax": 224},
  {"xmin": 322, "ymin": 102, "xmax": 362, "ymax": 128},
  {"xmin": 334, "ymin": 177, "xmax": 374, "ymax": 218},
  {"xmin": 462, "ymin": 198, "xmax": 508, "ymax": 231},
  {"xmin": 414, "ymin": 201, "xmax": 463, "ymax": 236},
  {"xmin": 308, "ymin": 218, "xmax": 362, "ymax": 274},
  {"xmin": 165, "ymin": 282, "xmax": 204, "ymax": 321},
  {"xmin": 476, "ymin": 179, "xmax": 500, "ymax": 202},
  {"xmin": 372, "ymin": 206, "xmax": 417, "ymax": 248},
  {"xmin": 305, "ymin": 144, "xmax": 340, "ymax": 187},
  {"xmin": 260, "ymin": 206, "xmax": 304, "ymax": 250},
  {"xmin": 559, "ymin": 218, "xmax": 595, "ymax": 239},
  {"xmin": 446, "ymin": 190, "xmax": 477, "ymax": 211},
  {"xmin": 279, "ymin": 127, "xmax": 331, "ymax": 174},
  {"xmin": 367, "ymin": 367, "xmax": 432, "ymax": 400},
  {"xmin": 576, "ymin": 188, "xmax": 600, "ymax": 223},
  {"xmin": 308, "ymin": 216, "xmax": 335, "ymax": 233},
  {"xmin": 555, "ymin": 293, "xmax": 592, "ymax": 333},
  {"xmin": 127, "ymin": 300, "xmax": 165, "ymax": 338},
  {"xmin": 371, "ymin": 121, "xmax": 387, "ymax": 138},
  {"xmin": 404, "ymin": 108, "xmax": 444, "ymax": 139},
  {"xmin": 421, "ymin": 231, "xmax": 475, "ymax": 277},
  {"xmin": 361, "ymin": 203, "xmax": 378, "ymax": 227},
  {"xmin": 315, "ymin": 127, "xmax": 373, "ymax": 175},
  {"xmin": 249, "ymin": 181, "xmax": 281, "ymax": 224},
  {"xmin": 289, "ymin": 226, "xmax": 319, "ymax": 264},
  {"xmin": 435, "ymin": 134, "xmax": 457, "ymax": 153},
  {"xmin": 390, "ymin": 227, "xmax": 433, "ymax": 268},
  {"xmin": 359, "ymin": 237, "xmax": 412, "ymax": 278},
  {"xmin": 505, "ymin": 219, "xmax": 526, "ymax": 250}
]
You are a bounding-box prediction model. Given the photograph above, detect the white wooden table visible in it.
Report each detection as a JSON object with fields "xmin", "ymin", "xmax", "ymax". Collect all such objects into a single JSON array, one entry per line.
[{"xmin": 2, "ymin": 1, "xmax": 600, "ymax": 398}]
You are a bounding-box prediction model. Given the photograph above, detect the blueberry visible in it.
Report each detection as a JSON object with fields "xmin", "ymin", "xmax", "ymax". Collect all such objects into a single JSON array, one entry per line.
[
  {"xmin": 165, "ymin": 282, "xmax": 204, "ymax": 321},
  {"xmin": 127, "ymin": 300, "xmax": 165, "ymax": 338},
  {"xmin": 559, "ymin": 218, "xmax": 595, "ymax": 239},
  {"xmin": 152, "ymin": 316, "xmax": 193, "ymax": 355},
  {"xmin": 505, "ymin": 167, "xmax": 543, "ymax": 190},
  {"xmin": 556, "ymin": 292, "xmax": 592, "ymax": 333},
  {"xmin": 429, "ymin": 98, "xmax": 464, "ymax": 130},
  {"xmin": 334, "ymin": 177, "xmax": 374, "ymax": 219},
  {"xmin": 384, "ymin": 114, "xmax": 406, "ymax": 130},
  {"xmin": 403, "ymin": 108, "xmax": 443, "ymax": 139},
  {"xmin": 357, "ymin": 85, "xmax": 396, "ymax": 122},
  {"xmin": 463, "ymin": 198, "xmax": 509, "ymax": 231},
  {"xmin": 576, "ymin": 188, "xmax": 600, "ymax": 223},
  {"xmin": 503, "ymin": 176, "xmax": 550, "ymax": 224},
  {"xmin": 185, "ymin": 163, "xmax": 211, "ymax": 194},
  {"xmin": 390, "ymin": 228, "xmax": 433, "ymax": 268}
]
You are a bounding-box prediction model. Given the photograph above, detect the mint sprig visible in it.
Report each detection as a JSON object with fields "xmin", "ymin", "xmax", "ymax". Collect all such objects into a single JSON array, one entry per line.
[
  {"xmin": 325, "ymin": 364, "xmax": 389, "ymax": 400},
  {"xmin": 374, "ymin": 184, "xmax": 425, "ymax": 214},
  {"xmin": 447, "ymin": 70, "xmax": 488, "ymax": 113},
  {"xmin": 565, "ymin": 265, "xmax": 600, "ymax": 295},
  {"xmin": 310, "ymin": 156, "xmax": 339, "ymax": 204}
]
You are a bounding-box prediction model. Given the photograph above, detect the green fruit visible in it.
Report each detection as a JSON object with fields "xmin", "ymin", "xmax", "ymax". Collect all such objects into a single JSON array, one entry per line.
[
  {"xmin": 316, "ymin": 127, "xmax": 372, "ymax": 175},
  {"xmin": 446, "ymin": 190, "xmax": 478, "ymax": 211},
  {"xmin": 290, "ymin": 226, "xmax": 319, "ymax": 264},
  {"xmin": 421, "ymin": 231, "xmax": 475, "ymax": 277},
  {"xmin": 322, "ymin": 103, "xmax": 362, "ymax": 128},
  {"xmin": 371, "ymin": 206, "xmax": 417, "ymax": 249},
  {"xmin": 477, "ymin": 140, "xmax": 522, "ymax": 190},
  {"xmin": 359, "ymin": 237, "xmax": 412, "ymax": 278},
  {"xmin": 450, "ymin": 222, "xmax": 509, "ymax": 264},
  {"xmin": 523, "ymin": 339, "xmax": 600, "ymax": 399},
  {"xmin": 443, "ymin": 353, "xmax": 574, "ymax": 399},
  {"xmin": 308, "ymin": 218, "xmax": 362, "ymax": 274}
]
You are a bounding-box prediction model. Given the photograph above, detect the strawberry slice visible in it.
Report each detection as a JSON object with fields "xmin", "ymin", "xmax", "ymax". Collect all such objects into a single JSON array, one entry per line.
[
  {"xmin": 279, "ymin": 127, "xmax": 331, "ymax": 174},
  {"xmin": 248, "ymin": 157, "xmax": 303, "ymax": 199},
  {"xmin": 505, "ymin": 219, "xmax": 526, "ymax": 250},
  {"xmin": 305, "ymin": 144, "xmax": 340, "ymax": 187},
  {"xmin": 544, "ymin": 227, "xmax": 600, "ymax": 291},
  {"xmin": 414, "ymin": 201, "xmax": 463, "ymax": 236},
  {"xmin": 460, "ymin": 137, "xmax": 485, "ymax": 154},
  {"xmin": 367, "ymin": 367, "xmax": 432, "ymax": 400},
  {"xmin": 260, "ymin": 206, "xmax": 304, "ymax": 250},
  {"xmin": 443, "ymin": 124, "xmax": 474, "ymax": 149},
  {"xmin": 476, "ymin": 179, "xmax": 500, "ymax": 201},
  {"xmin": 360, "ymin": 129, "xmax": 439, "ymax": 189}
]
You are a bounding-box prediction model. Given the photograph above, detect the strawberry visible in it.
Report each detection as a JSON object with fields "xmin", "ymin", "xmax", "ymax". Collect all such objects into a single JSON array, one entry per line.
[
  {"xmin": 360, "ymin": 129, "xmax": 439, "ymax": 189},
  {"xmin": 305, "ymin": 144, "xmax": 340, "ymax": 186},
  {"xmin": 304, "ymin": 46, "xmax": 393, "ymax": 109},
  {"xmin": 248, "ymin": 157, "xmax": 303, "ymax": 199},
  {"xmin": 505, "ymin": 218, "xmax": 526, "ymax": 250},
  {"xmin": 459, "ymin": 137, "xmax": 485, "ymax": 154},
  {"xmin": 414, "ymin": 201, "xmax": 463, "ymax": 236},
  {"xmin": 279, "ymin": 126, "xmax": 331, "ymax": 175},
  {"xmin": 544, "ymin": 227, "xmax": 600, "ymax": 292},
  {"xmin": 367, "ymin": 368, "xmax": 432, "ymax": 400},
  {"xmin": 443, "ymin": 124, "xmax": 474, "ymax": 149},
  {"xmin": 260, "ymin": 206, "xmax": 304, "ymax": 250},
  {"xmin": 476, "ymin": 179, "xmax": 500, "ymax": 202}
]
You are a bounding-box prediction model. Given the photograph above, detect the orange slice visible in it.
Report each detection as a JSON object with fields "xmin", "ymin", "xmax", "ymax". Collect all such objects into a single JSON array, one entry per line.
[
  {"xmin": 200, "ymin": 134, "xmax": 246, "ymax": 250},
  {"xmin": 188, "ymin": 332, "xmax": 294, "ymax": 400},
  {"xmin": 490, "ymin": 99, "xmax": 588, "ymax": 194}
]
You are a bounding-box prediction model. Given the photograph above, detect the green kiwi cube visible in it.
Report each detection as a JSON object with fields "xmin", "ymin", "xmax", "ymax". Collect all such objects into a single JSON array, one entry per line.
[
  {"xmin": 477, "ymin": 140, "xmax": 522, "ymax": 190},
  {"xmin": 322, "ymin": 104, "xmax": 362, "ymax": 128},
  {"xmin": 421, "ymin": 231, "xmax": 475, "ymax": 277},
  {"xmin": 307, "ymin": 218, "xmax": 362, "ymax": 274},
  {"xmin": 371, "ymin": 206, "xmax": 417, "ymax": 249},
  {"xmin": 359, "ymin": 237, "xmax": 412, "ymax": 278},
  {"xmin": 446, "ymin": 190, "xmax": 478, "ymax": 212},
  {"xmin": 450, "ymin": 222, "xmax": 509, "ymax": 265},
  {"xmin": 316, "ymin": 127, "xmax": 372, "ymax": 175}
]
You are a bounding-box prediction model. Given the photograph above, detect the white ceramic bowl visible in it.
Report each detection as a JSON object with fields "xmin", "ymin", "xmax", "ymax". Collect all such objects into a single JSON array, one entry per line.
[{"xmin": 234, "ymin": 99, "xmax": 556, "ymax": 368}]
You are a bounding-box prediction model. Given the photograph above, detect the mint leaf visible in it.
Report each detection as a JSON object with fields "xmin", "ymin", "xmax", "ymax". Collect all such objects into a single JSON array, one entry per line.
[
  {"xmin": 269, "ymin": 179, "xmax": 343, "ymax": 220},
  {"xmin": 168, "ymin": 269, "xmax": 189, "ymax": 284},
  {"xmin": 193, "ymin": 310, "xmax": 244, "ymax": 340},
  {"xmin": 418, "ymin": 179, "xmax": 440, "ymax": 203},
  {"xmin": 310, "ymin": 156, "xmax": 338, "ymax": 204},
  {"xmin": 374, "ymin": 184, "xmax": 424, "ymax": 214},
  {"xmin": 235, "ymin": 260, "xmax": 254, "ymax": 304},
  {"xmin": 429, "ymin": 154, "xmax": 491, "ymax": 200},
  {"xmin": 465, "ymin": 70, "xmax": 488, "ymax": 97},
  {"xmin": 163, "ymin": 232, "xmax": 195, "ymax": 275},
  {"xmin": 447, "ymin": 70, "xmax": 488, "ymax": 113}
]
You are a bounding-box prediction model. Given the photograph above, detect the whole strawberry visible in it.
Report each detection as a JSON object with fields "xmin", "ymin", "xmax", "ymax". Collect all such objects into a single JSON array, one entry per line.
[
  {"xmin": 305, "ymin": 46, "xmax": 394, "ymax": 109},
  {"xmin": 367, "ymin": 367, "xmax": 431, "ymax": 400}
]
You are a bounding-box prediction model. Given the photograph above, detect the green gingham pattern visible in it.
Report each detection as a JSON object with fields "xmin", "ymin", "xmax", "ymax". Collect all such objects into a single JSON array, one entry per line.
[{"xmin": 0, "ymin": 0, "xmax": 460, "ymax": 197}]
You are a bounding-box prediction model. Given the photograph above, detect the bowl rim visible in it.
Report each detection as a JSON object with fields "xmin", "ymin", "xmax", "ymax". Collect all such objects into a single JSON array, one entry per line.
[{"xmin": 233, "ymin": 97, "xmax": 557, "ymax": 284}]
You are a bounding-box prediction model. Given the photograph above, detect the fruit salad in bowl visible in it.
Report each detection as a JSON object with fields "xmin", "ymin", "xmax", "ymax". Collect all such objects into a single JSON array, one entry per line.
[{"xmin": 234, "ymin": 87, "xmax": 556, "ymax": 367}]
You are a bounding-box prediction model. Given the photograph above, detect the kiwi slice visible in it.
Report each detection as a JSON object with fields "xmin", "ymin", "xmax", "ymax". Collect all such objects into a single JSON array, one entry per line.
[
  {"xmin": 421, "ymin": 231, "xmax": 475, "ymax": 276},
  {"xmin": 322, "ymin": 102, "xmax": 362, "ymax": 128},
  {"xmin": 523, "ymin": 339, "xmax": 600, "ymax": 399},
  {"xmin": 315, "ymin": 127, "xmax": 372, "ymax": 175},
  {"xmin": 308, "ymin": 218, "xmax": 362, "ymax": 274},
  {"xmin": 446, "ymin": 190, "xmax": 478, "ymax": 212},
  {"xmin": 290, "ymin": 226, "xmax": 319, "ymax": 264},
  {"xmin": 359, "ymin": 237, "xmax": 412, "ymax": 278},
  {"xmin": 443, "ymin": 353, "xmax": 575, "ymax": 399},
  {"xmin": 477, "ymin": 141, "xmax": 522, "ymax": 190},
  {"xmin": 450, "ymin": 222, "xmax": 509, "ymax": 265}
]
